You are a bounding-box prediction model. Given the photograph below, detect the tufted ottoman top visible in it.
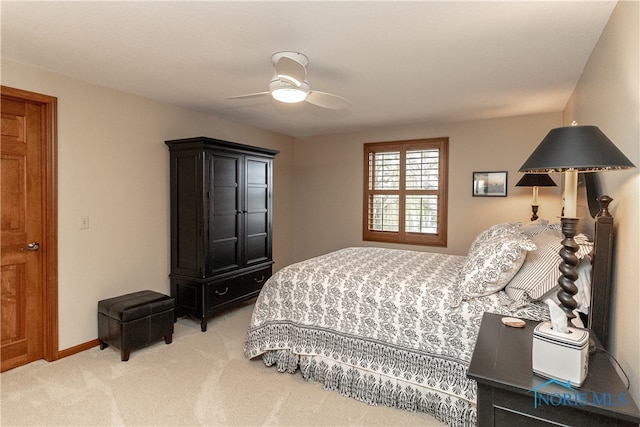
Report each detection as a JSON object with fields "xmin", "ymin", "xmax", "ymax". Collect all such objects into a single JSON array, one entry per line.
[{"xmin": 98, "ymin": 290, "xmax": 174, "ymax": 322}]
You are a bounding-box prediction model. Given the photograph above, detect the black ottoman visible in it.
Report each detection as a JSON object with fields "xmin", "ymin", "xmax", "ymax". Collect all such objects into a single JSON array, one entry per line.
[{"xmin": 98, "ymin": 290, "xmax": 175, "ymax": 361}]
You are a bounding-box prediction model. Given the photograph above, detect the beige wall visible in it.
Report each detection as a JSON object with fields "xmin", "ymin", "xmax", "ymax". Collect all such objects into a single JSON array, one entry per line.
[
  {"xmin": 292, "ymin": 113, "xmax": 563, "ymax": 261},
  {"xmin": 564, "ymin": 0, "xmax": 640, "ymax": 403},
  {"xmin": 1, "ymin": 60, "xmax": 296, "ymax": 350}
]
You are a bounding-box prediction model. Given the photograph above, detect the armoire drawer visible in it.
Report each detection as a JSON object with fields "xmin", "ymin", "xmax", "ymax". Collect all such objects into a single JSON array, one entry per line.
[
  {"xmin": 239, "ymin": 267, "xmax": 271, "ymax": 293},
  {"xmin": 206, "ymin": 280, "xmax": 239, "ymax": 307},
  {"xmin": 206, "ymin": 266, "xmax": 272, "ymax": 308}
]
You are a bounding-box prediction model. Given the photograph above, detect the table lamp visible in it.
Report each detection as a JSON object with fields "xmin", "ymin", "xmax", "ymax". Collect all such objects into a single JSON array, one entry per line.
[
  {"xmin": 519, "ymin": 123, "xmax": 635, "ymax": 322},
  {"xmin": 515, "ymin": 173, "xmax": 557, "ymax": 221}
]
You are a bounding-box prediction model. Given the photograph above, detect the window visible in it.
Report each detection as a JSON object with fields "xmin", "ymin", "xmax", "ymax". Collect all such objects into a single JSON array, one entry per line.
[{"xmin": 363, "ymin": 138, "xmax": 448, "ymax": 246}]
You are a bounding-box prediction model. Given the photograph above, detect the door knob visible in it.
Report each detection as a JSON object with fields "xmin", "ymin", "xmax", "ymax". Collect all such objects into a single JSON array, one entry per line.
[{"xmin": 26, "ymin": 242, "xmax": 40, "ymax": 251}]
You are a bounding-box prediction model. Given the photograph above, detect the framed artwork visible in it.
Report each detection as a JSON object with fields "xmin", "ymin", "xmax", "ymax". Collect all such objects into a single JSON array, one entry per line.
[{"xmin": 473, "ymin": 171, "xmax": 508, "ymax": 197}]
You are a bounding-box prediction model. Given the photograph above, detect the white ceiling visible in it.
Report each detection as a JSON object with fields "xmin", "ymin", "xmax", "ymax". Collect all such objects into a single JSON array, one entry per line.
[{"xmin": 1, "ymin": 1, "xmax": 617, "ymax": 138}]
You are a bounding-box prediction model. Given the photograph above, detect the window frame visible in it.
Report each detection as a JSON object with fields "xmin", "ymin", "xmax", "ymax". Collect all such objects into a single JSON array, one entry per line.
[{"xmin": 363, "ymin": 137, "xmax": 448, "ymax": 246}]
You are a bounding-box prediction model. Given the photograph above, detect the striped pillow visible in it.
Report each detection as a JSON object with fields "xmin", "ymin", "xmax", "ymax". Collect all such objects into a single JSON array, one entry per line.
[{"xmin": 504, "ymin": 229, "xmax": 593, "ymax": 305}]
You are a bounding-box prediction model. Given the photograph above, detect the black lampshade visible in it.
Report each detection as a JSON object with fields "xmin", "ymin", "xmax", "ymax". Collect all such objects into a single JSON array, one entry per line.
[
  {"xmin": 520, "ymin": 125, "xmax": 636, "ymax": 172},
  {"xmin": 515, "ymin": 174, "xmax": 557, "ymax": 187}
]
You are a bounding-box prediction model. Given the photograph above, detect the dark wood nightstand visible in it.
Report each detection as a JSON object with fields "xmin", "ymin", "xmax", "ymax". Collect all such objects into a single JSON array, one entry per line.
[{"xmin": 467, "ymin": 312, "xmax": 640, "ymax": 426}]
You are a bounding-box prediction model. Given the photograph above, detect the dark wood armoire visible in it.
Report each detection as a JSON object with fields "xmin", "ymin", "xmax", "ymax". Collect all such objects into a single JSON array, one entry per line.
[{"xmin": 166, "ymin": 137, "xmax": 278, "ymax": 331}]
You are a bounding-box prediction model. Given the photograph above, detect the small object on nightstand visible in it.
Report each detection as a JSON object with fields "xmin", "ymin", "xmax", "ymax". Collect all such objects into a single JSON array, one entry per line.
[{"xmin": 501, "ymin": 316, "xmax": 525, "ymax": 328}]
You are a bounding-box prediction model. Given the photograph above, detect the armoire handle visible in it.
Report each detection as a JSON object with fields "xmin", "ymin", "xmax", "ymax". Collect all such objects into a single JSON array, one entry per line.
[{"xmin": 215, "ymin": 287, "xmax": 229, "ymax": 296}]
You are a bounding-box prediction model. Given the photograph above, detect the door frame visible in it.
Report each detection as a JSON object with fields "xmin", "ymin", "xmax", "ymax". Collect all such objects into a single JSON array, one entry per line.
[{"xmin": 2, "ymin": 85, "xmax": 58, "ymax": 362}]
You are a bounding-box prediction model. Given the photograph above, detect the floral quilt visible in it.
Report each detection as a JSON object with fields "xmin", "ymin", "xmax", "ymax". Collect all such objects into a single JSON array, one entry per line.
[{"xmin": 244, "ymin": 247, "xmax": 549, "ymax": 426}]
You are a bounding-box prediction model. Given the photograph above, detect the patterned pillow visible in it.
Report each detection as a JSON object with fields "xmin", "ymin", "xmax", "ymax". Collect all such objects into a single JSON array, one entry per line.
[
  {"xmin": 504, "ymin": 229, "xmax": 593, "ymax": 305},
  {"xmin": 460, "ymin": 232, "xmax": 536, "ymax": 300},
  {"xmin": 467, "ymin": 222, "xmax": 522, "ymax": 257}
]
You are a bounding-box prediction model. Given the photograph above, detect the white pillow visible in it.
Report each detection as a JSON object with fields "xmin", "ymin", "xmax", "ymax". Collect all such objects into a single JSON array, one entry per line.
[
  {"xmin": 460, "ymin": 232, "xmax": 536, "ymax": 299},
  {"xmin": 504, "ymin": 229, "xmax": 593, "ymax": 305},
  {"xmin": 539, "ymin": 255, "xmax": 593, "ymax": 314},
  {"xmin": 520, "ymin": 219, "xmax": 561, "ymax": 237}
]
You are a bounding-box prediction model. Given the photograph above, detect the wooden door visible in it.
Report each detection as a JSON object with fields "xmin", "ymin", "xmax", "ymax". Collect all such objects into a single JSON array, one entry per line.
[{"xmin": 1, "ymin": 86, "xmax": 58, "ymax": 371}]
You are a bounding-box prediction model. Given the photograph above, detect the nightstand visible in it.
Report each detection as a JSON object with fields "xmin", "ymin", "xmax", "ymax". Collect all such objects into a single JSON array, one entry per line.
[{"xmin": 467, "ymin": 312, "xmax": 640, "ymax": 426}]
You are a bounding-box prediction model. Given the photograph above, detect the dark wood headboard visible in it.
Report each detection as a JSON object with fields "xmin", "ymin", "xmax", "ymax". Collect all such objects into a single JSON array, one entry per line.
[
  {"xmin": 589, "ymin": 195, "xmax": 614, "ymax": 348},
  {"xmin": 576, "ymin": 172, "xmax": 614, "ymax": 348}
]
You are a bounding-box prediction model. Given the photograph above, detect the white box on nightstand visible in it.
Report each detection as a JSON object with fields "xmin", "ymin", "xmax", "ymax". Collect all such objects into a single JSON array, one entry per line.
[{"xmin": 532, "ymin": 321, "xmax": 589, "ymax": 386}]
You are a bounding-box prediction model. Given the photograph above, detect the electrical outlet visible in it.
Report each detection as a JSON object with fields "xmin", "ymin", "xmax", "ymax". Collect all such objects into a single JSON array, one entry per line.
[{"xmin": 80, "ymin": 216, "xmax": 90, "ymax": 230}]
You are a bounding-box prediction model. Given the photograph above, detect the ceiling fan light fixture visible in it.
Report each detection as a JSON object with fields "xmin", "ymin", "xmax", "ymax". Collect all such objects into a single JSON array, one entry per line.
[
  {"xmin": 270, "ymin": 80, "xmax": 309, "ymax": 103},
  {"xmin": 272, "ymin": 88, "xmax": 307, "ymax": 103},
  {"xmin": 228, "ymin": 52, "xmax": 348, "ymax": 109}
]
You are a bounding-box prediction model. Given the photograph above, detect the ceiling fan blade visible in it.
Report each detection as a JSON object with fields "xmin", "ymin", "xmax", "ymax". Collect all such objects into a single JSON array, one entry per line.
[
  {"xmin": 225, "ymin": 91, "xmax": 270, "ymax": 100},
  {"xmin": 305, "ymin": 91, "xmax": 350, "ymax": 110},
  {"xmin": 274, "ymin": 55, "xmax": 306, "ymax": 87}
]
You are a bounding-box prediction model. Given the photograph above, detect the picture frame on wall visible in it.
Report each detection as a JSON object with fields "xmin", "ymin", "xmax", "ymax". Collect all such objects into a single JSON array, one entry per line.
[{"xmin": 473, "ymin": 171, "xmax": 508, "ymax": 197}]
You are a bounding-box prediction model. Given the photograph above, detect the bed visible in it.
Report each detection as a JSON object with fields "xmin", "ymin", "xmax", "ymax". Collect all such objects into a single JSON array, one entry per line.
[{"xmin": 244, "ymin": 180, "xmax": 615, "ymax": 427}]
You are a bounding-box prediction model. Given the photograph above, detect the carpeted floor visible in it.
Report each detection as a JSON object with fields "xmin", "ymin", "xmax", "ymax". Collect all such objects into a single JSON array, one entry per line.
[{"xmin": 1, "ymin": 301, "xmax": 445, "ymax": 426}]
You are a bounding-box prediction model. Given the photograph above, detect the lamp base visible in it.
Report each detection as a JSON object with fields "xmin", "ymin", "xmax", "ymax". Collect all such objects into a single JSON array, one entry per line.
[
  {"xmin": 530, "ymin": 205, "xmax": 539, "ymax": 221},
  {"xmin": 556, "ymin": 217, "xmax": 580, "ymax": 321}
]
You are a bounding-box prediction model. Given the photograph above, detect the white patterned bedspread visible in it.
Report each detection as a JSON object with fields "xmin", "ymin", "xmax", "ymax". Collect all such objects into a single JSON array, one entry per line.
[{"xmin": 244, "ymin": 247, "xmax": 549, "ymax": 426}]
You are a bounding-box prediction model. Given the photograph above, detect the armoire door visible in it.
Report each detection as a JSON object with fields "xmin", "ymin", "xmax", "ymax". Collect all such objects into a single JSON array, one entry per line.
[
  {"xmin": 209, "ymin": 151, "xmax": 243, "ymax": 274},
  {"xmin": 244, "ymin": 156, "xmax": 272, "ymax": 266},
  {"xmin": 171, "ymin": 151, "xmax": 203, "ymax": 278}
]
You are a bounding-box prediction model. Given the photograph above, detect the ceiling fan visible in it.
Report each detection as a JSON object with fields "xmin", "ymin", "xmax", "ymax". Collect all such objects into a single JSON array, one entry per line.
[{"xmin": 226, "ymin": 51, "xmax": 350, "ymax": 110}]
